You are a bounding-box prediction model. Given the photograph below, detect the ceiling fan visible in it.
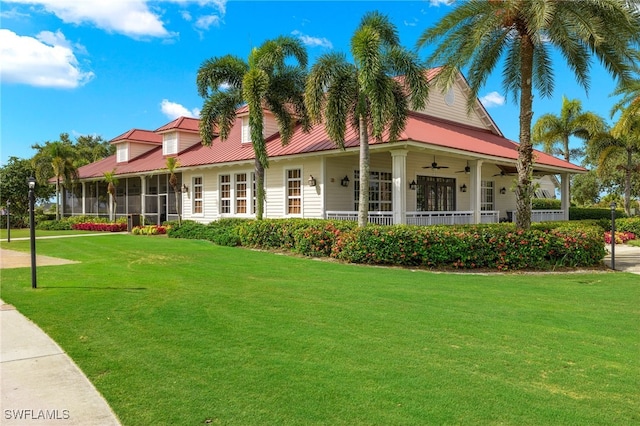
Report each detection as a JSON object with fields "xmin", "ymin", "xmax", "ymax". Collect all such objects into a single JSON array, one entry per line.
[
  {"xmin": 455, "ymin": 161, "xmax": 471, "ymax": 174},
  {"xmin": 422, "ymin": 156, "xmax": 449, "ymax": 170},
  {"xmin": 492, "ymin": 165, "xmax": 517, "ymax": 177}
]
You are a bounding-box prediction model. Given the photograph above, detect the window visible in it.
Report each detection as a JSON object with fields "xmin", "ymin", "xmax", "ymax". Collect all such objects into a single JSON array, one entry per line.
[
  {"xmin": 354, "ymin": 170, "xmax": 393, "ymax": 211},
  {"xmin": 193, "ymin": 176, "xmax": 203, "ymax": 214},
  {"xmin": 481, "ymin": 180, "xmax": 494, "ymax": 211},
  {"xmin": 220, "ymin": 175, "xmax": 231, "ymax": 214},
  {"xmin": 241, "ymin": 117, "xmax": 251, "ymax": 143},
  {"xmin": 235, "ymin": 173, "xmax": 247, "ymax": 213},
  {"xmin": 219, "ymin": 173, "xmax": 255, "ymax": 215},
  {"xmin": 416, "ymin": 176, "xmax": 456, "ymax": 211},
  {"xmin": 286, "ymin": 169, "xmax": 302, "ymax": 215},
  {"xmin": 116, "ymin": 144, "xmax": 128, "ymax": 163},
  {"xmin": 163, "ymin": 133, "xmax": 178, "ymax": 155}
]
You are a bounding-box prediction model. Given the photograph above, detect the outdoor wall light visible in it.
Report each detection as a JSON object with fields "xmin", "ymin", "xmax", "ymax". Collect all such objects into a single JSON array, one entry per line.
[
  {"xmin": 500, "ymin": 187, "xmax": 507, "ymax": 195},
  {"xmin": 341, "ymin": 176, "xmax": 350, "ymax": 187},
  {"xmin": 308, "ymin": 175, "xmax": 317, "ymax": 187},
  {"xmin": 181, "ymin": 184, "xmax": 189, "ymax": 193},
  {"xmin": 459, "ymin": 184, "xmax": 467, "ymax": 193},
  {"xmin": 409, "ymin": 180, "xmax": 417, "ymax": 190}
]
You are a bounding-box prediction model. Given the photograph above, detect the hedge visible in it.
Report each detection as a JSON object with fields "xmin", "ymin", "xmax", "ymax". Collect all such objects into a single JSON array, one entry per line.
[
  {"xmin": 71, "ymin": 222, "xmax": 127, "ymax": 232},
  {"xmin": 168, "ymin": 219, "xmax": 605, "ymax": 271}
]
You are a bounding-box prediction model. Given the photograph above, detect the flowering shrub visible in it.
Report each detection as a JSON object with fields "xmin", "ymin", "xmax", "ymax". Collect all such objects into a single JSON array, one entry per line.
[
  {"xmin": 71, "ymin": 222, "xmax": 127, "ymax": 232},
  {"xmin": 131, "ymin": 225, "xmax": 168, "ymax": 235},
  {"xmin": 168, "ymin": 219, "xmax": 606, "ymax": 271},
  {"xmin": 604, "ymin": 231, "xmax": 636, "ymax": 244}
]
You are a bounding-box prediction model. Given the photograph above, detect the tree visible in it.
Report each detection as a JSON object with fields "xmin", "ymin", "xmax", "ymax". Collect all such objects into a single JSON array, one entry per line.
[
  {"xmin": 305, "ymin": 11, "xmax": 429, "ymax": 227},
  {"xmin": 611, "ymin": 76, "xmax": 640, "ymax": 133},
  {"xmin": 74, "ymin": 134, "xmax": 114, "ymax": 166},
  {"xmin": 587, "ymin": 115, "xmax": 640, "ymax": 216},
  {"xmin": 0, "ymin": 157, "xmax": 51, "ymax": 227},
  {"xmin": 166, "ymin": 157, "xmax": 182, "ymax": 226},
  {"xmin": 571, "ymin": 171, "xmax": 601, "ymax": 207},
  {"xmin": 103, "ymin": 169, "xmax": 118, "ymax": 221},
  {"xmin": 532, "ymin": 96, "xmax": 605, "ymax": 204},
  {"xmin": 417, "ymin": 0, "xmax": 640, "ymax": 229},
  {"xmin": 32, "ymin": 141, "xmax": 79, "ymax": 220},
  {"xmin": 197, "ymin": 36, "xmax": 310, "ymax": 220}
]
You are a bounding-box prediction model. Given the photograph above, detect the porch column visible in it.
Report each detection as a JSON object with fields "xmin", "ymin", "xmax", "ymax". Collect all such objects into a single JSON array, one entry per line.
[
  {"xmin": 560, "ymin": 173, "xmax": 570, "ymax": 221},
  {"xmin": 141, "ymin": 176, "xmax": 147, "ymax": 222},
  {"xmin": 81, "ymin": 182, "xmax": 86, "ymax": 215},
  {"xmin": 470, "ymin": 160, "xmax": 483, "ymax": 224},
  {"xmin": 391, "ymin": 149, "xmax": 408, "ymax": 225}
]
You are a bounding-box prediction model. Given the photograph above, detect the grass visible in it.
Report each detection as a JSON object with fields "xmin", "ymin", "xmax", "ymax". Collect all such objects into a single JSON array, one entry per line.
[
  {"xmin": 629, "ymin": 239, "xmax": 640, "ymax": 247},
  {"xmin": 0, "ymin": 228, "xmax": 104, "ymax": 240},
  {"xmin": 1, "ymin": 235, "xmax": 638, "ymax": 425}
]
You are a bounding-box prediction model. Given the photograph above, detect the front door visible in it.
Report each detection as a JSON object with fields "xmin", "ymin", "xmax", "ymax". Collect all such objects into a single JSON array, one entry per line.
[{"xmin": 416, "ymin": 175, "xmax": 456, "ymax": 211}]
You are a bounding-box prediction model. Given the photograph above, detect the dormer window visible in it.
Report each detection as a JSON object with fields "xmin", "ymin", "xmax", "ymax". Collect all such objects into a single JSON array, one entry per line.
[
  {"xmin": 241, "ymin": 117, "xmax": 251, "ymax": 143},
  {"xmin": 116, "ymin": 143, "xmax": 128, "ymax": 163},
  {"xmin": 163, "ymin": 132, "xmax": 178, "ymax": 155}
]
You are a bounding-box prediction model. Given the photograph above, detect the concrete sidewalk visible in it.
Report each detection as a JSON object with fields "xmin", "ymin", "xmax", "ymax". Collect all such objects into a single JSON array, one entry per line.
[
  {"xmin": 604, "ymin": 244, "xmax": 640, "ymax": 275},
  {"xmin": 0, "ymin": 300, "xmax": 121, "ymax": 425}
]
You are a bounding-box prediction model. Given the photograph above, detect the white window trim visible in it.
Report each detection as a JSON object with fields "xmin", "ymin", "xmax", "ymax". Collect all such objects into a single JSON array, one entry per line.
[
  {"xmin": 192, "ymin": 176, "xmax": 204, "ymax": 216},
  {"xmin": 116, "ymin": 143, "xmax": 129, "ymax": 163},
  {"xmin": 163, "ymin": 132, "xmax": 178, "ymax": 156},
  {"xmin": 285, "ymin": 167, "xmax": 303, "ymax": 217},
  {"xmin": 481, "ymin": 180, "xmax": 495, "ymax": 211},
  {"xmin": 219, "ymin": 171, "xmax": 255, "ymax": 217},
  {"xmin": 241, "ymin": 117, "xmax": 251, "ymax": 144},
  {"xmin": 354, "ymin": 169, "xmax": 393, "ymax": 212}
]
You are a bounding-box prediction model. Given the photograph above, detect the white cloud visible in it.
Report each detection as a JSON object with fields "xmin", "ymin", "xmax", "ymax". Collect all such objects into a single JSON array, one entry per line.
[
  {"xmin": 0, "ymin": 29, "xmax": 94, "ymax": 88},
  {"xmin": 195, "ymin": 14, "xmax": 220, "ymax": 30},
  {"xmin": 3, "ymin": 0, "xmax": 171, "ymax": 38},
  {"xmin": 429, "ymin": 0, "xmax": 455, "ymax": 6},
  {"xmin": 291, "ymin": 30, "xmax": 332, "ymax": 49},
  {"xmin": 160, "ymin": 99, "xmax": 200, "ymax": 119},
  {"xmin": 479, "ymin": 91, "xmax": 506, "ymax": 108},
  {"xmin": 404, "ymin": 18, "xmax": 418, "ymax": 27}
]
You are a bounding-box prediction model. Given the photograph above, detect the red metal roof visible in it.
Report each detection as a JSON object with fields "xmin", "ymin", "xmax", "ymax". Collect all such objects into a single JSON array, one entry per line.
[
  {"xmin": 110, "ymin": 129, "xmax": 161, "ymax": 145},
  {"xmin": 78, "ymin": 109, "xmax": 585, "ymax": 179},
  {"xmin": 155, "ymin": 116, "xmax": 201, "ymax": 133}
]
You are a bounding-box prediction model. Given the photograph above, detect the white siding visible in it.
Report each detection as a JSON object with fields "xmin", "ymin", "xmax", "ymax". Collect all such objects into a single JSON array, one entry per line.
[
  {"xmin": 417, "ymin": 82, "xmax": 489, "ymax": 130},
  {"xmin": 178, "ymin": 132, "xmax": 201, "ymax": 152},
  {"xmin": 129, "ymin": 142, "xmax": 155, "ymax": 160}
]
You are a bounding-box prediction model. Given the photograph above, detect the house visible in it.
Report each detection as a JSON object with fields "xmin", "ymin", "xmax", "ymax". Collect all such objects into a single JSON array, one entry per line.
[{"xmin": 65, "ymin": 70, "xmax": 585, "ymax": 226}]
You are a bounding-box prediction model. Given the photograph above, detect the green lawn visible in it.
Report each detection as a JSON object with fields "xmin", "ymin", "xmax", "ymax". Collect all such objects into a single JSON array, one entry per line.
[
  {"xmin": 1, "ymin": 235, "xmax": 638, "ymax": 425},
  {"xmin": 0, "ymin": 228, "xmax": 104, "ymax": 240}
]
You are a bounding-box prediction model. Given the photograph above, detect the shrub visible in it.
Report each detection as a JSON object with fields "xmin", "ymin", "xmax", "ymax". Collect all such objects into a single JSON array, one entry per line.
[
  {"xmin": 616, "ymin": 217, "xmax": 640, "ymax": 236},
  {"xmin": 292, "ymin": 220, "xmax": 356, "ymax": 257},
  {"xmin": 36, "ymin": 220, "xmax": 72, "ymax": 231},
  {"xmin": 131, "ymin": 225, "xmax": 169, "ymax": 235},
  {"xmin": 532, "ymin": 198, "xmax": 561, "ymax": 210},
  {"xmin": 71, "ymin": 222, "xmax": 127, "ymax": 232},
  {"xmin": 570, "ymin": 207, "xmax": 626, "ymax": 221},
  {"xmin": 604, "ymin": 231, "xmax": 636, "ymax": 244}
]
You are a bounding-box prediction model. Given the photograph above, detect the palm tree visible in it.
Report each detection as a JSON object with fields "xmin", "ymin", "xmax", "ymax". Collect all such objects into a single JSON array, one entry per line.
[
  {"xmin": 588, "ymin": 115, "xmax": 640, "ymax": 216},
  {"xmin": 305, "ymin": 11, "xmax": 429, "ymax": 227},
  {"xmin": 532, "ymin": 96, "xmax": 605, "ymax": 204},
  {"xmin": 103, "ymin": 169, "xmax": 118, "ymax": 221},
  {"xmin": 166, "ymin": 157, "xmax": 181, "ymax": 226},
  {"xmin": 611, "ymin": 77, "xmax": 640, "ymax": 133},
  {"xmin": 417, "ymin": 0, "xmax": 640, "ymax": 230},
  {"xmin": 197, "ymin": 36, "xmax": 310, "ymax": 220},
  {"xmin": 32, "ymin": 141, "xmax": 79, "ymax": 220}
]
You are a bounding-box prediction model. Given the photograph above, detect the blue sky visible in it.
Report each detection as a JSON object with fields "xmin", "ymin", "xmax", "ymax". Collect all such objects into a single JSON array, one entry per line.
[{"xmin": 0, "ymin": 0, "xmax": 626, "ymax": 166}]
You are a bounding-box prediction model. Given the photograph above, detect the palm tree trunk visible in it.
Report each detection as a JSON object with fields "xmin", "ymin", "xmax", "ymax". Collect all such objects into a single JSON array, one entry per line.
[
  {"xmin": 56, "ymin": 177, "xmax": 60, "ymax": 221},
  {"xmin": 175, "ymin": 189, "xmax": 181, "ymax": 226},
  {"xmin": 563, "ymin": 136, "xmax": 571, "ymax": 207},
  {"xmin": 515, "ymin": 34, "xmax": 535, "ymax": 231},
  {"xmin": 624, "ymin": 150, "xmax": 632, "ymax": 216},
  {"xmin": 358, "ymin": 115, "xmax": 370, "ymax": 228},
  {"xmin": 255, "ymin": 158, "xmax": 265, "ymax": 220}
]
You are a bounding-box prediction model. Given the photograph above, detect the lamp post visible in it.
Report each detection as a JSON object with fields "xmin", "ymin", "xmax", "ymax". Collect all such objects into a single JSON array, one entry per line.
[
  {"xmin": 28, "ymin": 177, "xmax": 37, "ymax": 289},
  {"xmin": 6, "ymin": 200, "xmax": 10, "ymax": 243},
  {"xmin": 610, "ymin": 202, "xmax": 616, "ymax": 271}
]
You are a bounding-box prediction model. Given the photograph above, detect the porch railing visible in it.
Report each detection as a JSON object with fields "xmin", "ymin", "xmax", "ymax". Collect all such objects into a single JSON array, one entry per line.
[
  {"xmin": 510, "ymin": 209, "xmax": 565, "ymax": 223},
  {"xmin": 326, "ymin": 210, "xmax": 500, "ymax": 226},
  {"xmin": 325, "ymin": 211, "xmax": 394, "ymax": 225}
]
